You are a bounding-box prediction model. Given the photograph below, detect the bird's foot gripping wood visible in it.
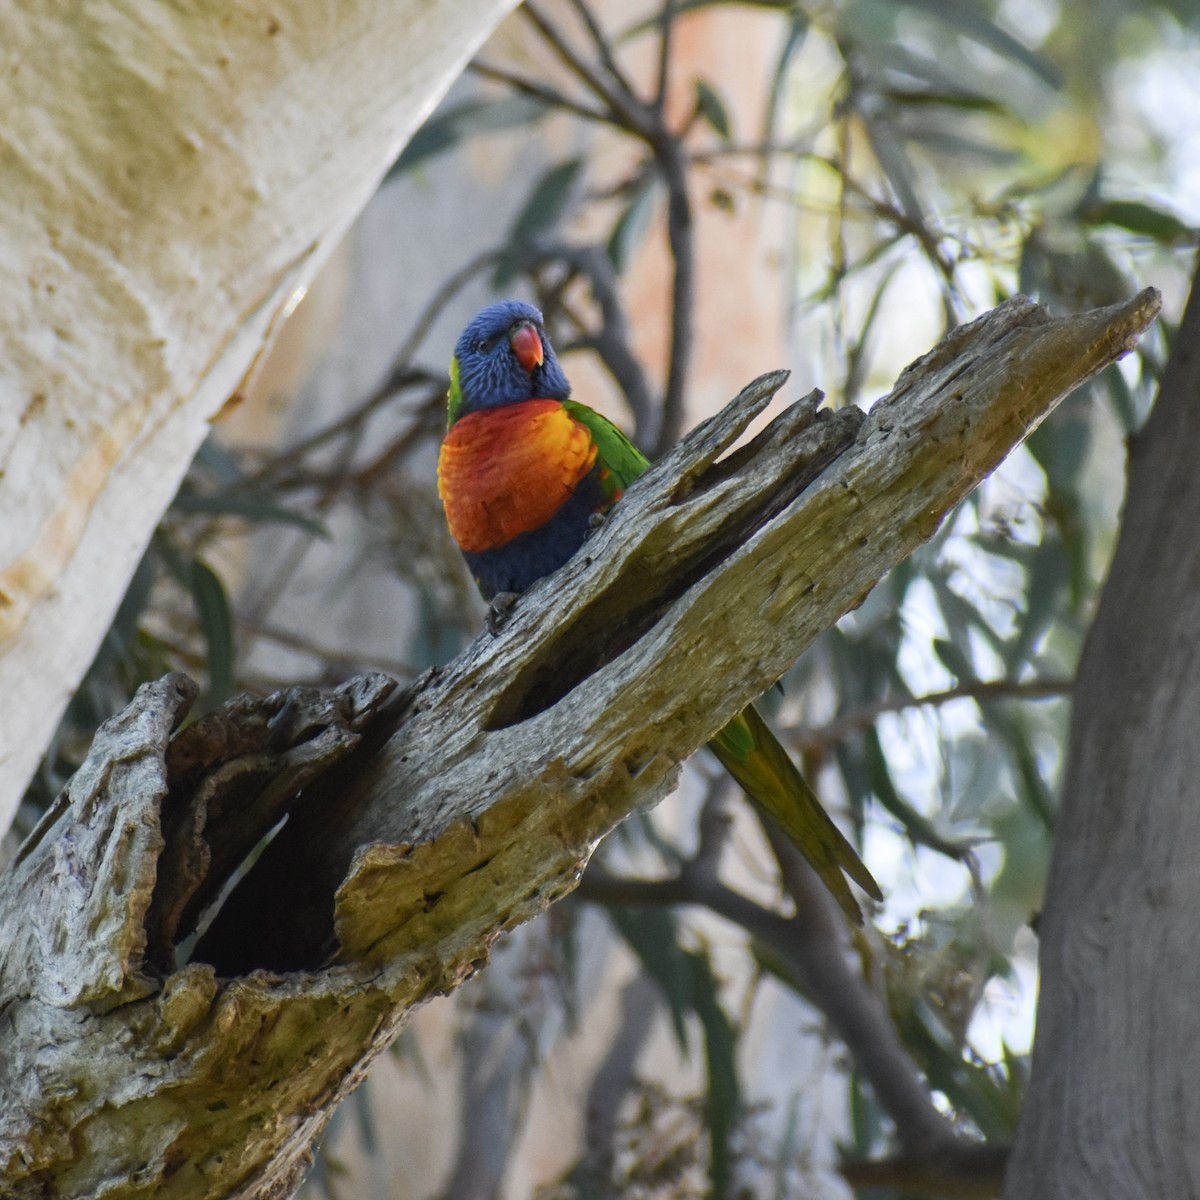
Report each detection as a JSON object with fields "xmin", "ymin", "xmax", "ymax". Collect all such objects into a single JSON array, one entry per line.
[{"xmin": 486, "ymin": 591, "xmax": 520, "ymax": 636}]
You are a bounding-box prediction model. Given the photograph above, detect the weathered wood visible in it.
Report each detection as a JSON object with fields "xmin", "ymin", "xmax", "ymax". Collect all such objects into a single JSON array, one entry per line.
[{"xmin": 0, "ymin": 290, "xmax": 1160, "ymax": 1198}]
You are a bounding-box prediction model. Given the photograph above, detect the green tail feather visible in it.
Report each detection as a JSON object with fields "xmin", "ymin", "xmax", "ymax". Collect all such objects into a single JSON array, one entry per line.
[{"xmin": 709, "ymin": 705, "xmax": 882, "ymax": 924}]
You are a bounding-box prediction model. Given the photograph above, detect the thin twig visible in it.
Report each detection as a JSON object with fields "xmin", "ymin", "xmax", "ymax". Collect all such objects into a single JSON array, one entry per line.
[
  {"xmin": 248, "ymin": 249, "xmax": 500, "ymax": 490},
  {"xmin": 238, "ymin": 621, "xmax": 419, "ymax": 680},
  {"xmin": 344, "ymin": 392, "xmax": 447, "ymax": 491},
  {"xmin": 803, "ymin": 676, "xmax": 1073, "ymax": 755},
  {"xmin": 652, "ymin": 0, "xmax": 675, "ymax": 115},
  {"xmin": 688, "ymin": 139, "xmax": 822, "ymax": 164},
  {"xmin": 653, "ymin": 135, "xmax": 694, "ymax": 456},
  {"xmin": 522, "ymin": 2, "xmax": 650, "ymax": 136},
  {"xmin": 523, "ymin": 240, "xmax": 659, "ymax": 445},
  {"xmin": 493, "ymin": 2, "xmax": 691, "ymax": 455},
  {"xmin": 469, "ymin": 61, "xmax": 614, "ymax": 127},
  {"xmin": 566, "ymin": 0, "xmax": 639, "ymax": 102},
  {"xmin": 246, "ymin": 370, "xmax": 436, "ymax": 493}
]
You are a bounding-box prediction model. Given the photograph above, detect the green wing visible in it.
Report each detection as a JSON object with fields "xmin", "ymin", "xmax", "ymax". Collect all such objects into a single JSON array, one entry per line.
[
  {"xmin": 563, "ymin": 399, "xmax": 649, "ymax": 505},
  {"xmin": 711, "ymin": 705, "xmax": 881, "ymax": 923},
  {"xmin": 447, "ymin": 356, "xmax": 466, "ymax": 427}
]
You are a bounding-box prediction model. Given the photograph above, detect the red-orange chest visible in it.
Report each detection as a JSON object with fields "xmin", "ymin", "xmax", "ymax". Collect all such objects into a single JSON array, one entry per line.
[{"xmin": 438, "ymin": 400, "xmax": 598, "ymax": 554}]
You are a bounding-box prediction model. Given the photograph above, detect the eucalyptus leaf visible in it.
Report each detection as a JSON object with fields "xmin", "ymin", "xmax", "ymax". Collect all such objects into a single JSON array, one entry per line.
[
  {"xmin": 764, "ymin": 12, "xmax": 810, "ymax": 142},
  {"xmin": 159, "ymin": 543, "xmax": 237, "ymax": 709},
  {"xmin": 609, "ymin": 906, "xmax": 691, "ymax": 1052},
  {"xmin": 385, "ymin": 96, "xmax": 547, "ymax": 182},
  {"xmin": 896, "ymin": 0, "xmax": 1064, "ymax": 89},
  {"xmin": 494, "ymin": 157, "xmax": 585, "ymax": 286},
  {"xmin": 1080, "ymin": 197, "xmax": 1197, "ymax": 245},
  {"xmin": 172, "ymin": 488, "xmax": 329, "ymax": 536},
  {"xmin": 686, "ymin": 950, "xmax": 739, "ymax": 1200},
  {"xmin": 694, "ymin": 79, "xmax": 732, "ymax": 139},
  {"xmin": 187, "ymin": 558, "xmax": 237, "ymax": 709},
  {"xmin": 606, "ymin": 172, "xmax": 661, "ymax": 274},
  {"xmin": 864, "ymin": 726, "xmax": 964, "ymax": 858}
]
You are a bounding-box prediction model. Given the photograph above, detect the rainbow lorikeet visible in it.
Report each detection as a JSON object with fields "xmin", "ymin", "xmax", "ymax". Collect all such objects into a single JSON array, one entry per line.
[{"xmin": 438, "ymin": 300, "xmax": 881, "ymax": 921}]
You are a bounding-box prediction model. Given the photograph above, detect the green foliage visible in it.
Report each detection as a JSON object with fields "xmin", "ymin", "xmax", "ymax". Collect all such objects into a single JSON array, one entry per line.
[
  {"xmin": 611, "ymin": 910, "xmax": 742, "ymax": 1197},
  {"xmin": 606, "ymin": 171, "xmax": 662, "ymax": 273},
  {"xmin": 685, "ymin": 950, "xmax": 740, "ymax": 1199},
  {"xmin": 692, "ymin": 80, "xmax": 732, "ymax": 140},
  {"xmin": 1080, "ymin": 196, "xmax": 1198, "ymax": 245},
  {"xmin": 164, "ymin": 550, "xmax": 237, "ymax": 710},
  {"xmin": 494, "ymin": 158, "xmax": 587, "ymax": 285},
  {"xmin": 384, "ymin": 95, "xmax": 548, "ymax": 181},
  {"xmin": 611, "ymin": 907, "xmax": 694, "ymax": 1052}
]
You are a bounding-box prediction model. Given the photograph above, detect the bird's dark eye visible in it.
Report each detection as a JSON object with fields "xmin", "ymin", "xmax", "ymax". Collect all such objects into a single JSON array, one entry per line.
[{"xmin": 474, "ymin": 337, "xmax": 495, "ymax": 354}]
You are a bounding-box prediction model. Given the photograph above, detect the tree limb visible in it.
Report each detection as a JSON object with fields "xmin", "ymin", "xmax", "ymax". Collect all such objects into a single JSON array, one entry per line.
[{"xmin": 0, "ymin": 290, "xmax": 1159, "ymax": 1197}]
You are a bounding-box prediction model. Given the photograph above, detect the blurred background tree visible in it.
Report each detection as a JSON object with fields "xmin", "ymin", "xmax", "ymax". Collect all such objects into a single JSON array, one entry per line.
[{"xmin": 12, "ymin": 0, "xmax": 1197, "ymax": 1196}]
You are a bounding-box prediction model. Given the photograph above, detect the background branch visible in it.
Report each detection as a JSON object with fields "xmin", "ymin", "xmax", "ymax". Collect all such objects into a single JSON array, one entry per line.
[{"xmin": 803, "ymin": 676, "xmax": 1074, "ymax": 756}]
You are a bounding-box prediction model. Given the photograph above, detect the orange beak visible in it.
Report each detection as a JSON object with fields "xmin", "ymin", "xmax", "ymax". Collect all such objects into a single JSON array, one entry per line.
[{"xmin": 511, "ymin": 322, "xmax": 544, "ymax": 372}]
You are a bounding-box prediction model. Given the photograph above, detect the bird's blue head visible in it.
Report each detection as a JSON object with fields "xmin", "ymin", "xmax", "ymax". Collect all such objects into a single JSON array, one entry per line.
[{"xmin": 448, "ymin": 300, "xmax": 572, "ymax": 425}]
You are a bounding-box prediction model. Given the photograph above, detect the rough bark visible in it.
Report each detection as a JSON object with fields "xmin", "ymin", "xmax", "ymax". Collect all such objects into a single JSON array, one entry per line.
[
  {"xmin": 1003, "ymin": 271, "xmax": 1200, "ymax": 1196},
  {"xmin": 0, "ymin": 0, "xmax": 518, "ymax": 830},
  {"xmin": 0, "ymin": 291, "xmax": 1159, "ymax": 1198}
]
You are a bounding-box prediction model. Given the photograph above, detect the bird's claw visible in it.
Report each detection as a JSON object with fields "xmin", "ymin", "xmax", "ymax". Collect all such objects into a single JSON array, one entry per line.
[
  {"xmin": 586, "ymin": 511, "xmax": 607, "ymax": 537},
  {"xmin": 486, "ymin": 591, "xmax": 520, "ymax": 636}
]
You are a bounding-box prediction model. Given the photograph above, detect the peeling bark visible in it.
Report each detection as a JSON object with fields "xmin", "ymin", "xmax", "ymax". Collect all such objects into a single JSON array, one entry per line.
[{"xmin": 0, "ymin": 291, "xmax": 1159, "ymax": 1198}]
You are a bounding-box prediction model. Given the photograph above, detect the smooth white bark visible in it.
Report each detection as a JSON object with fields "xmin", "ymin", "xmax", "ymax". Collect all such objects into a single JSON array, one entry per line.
[{"xmin": 0, "ymin": 0, "xmax": 518, "ymax": 831}]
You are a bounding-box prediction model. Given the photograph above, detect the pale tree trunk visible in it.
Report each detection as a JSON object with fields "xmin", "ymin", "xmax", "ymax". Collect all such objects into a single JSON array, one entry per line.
[
  {"xmin": 0, "ymin": 0, "xmax": 518, "ymax": 831},
  {"xmin": 0, "ymin": 292, "xmax": 1157, "ymax": 1198},
  {"xmin": 1004, "ymin": 267, "xmax": 1200, "ymax": 1196}
]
